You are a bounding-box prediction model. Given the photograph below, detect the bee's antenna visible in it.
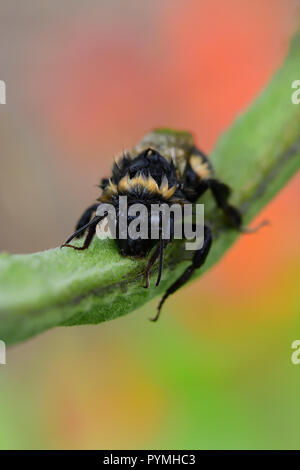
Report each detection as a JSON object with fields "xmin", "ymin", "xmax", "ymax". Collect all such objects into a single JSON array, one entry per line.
[{"xmin": 61, "ymin": 215, "xmax": 103, "ymax": 247}]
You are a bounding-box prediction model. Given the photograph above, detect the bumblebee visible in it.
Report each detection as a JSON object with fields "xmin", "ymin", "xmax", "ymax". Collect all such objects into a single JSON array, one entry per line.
[{"xmin": 62, "ymin": 129, "xmax": 242, "ymax": 320}]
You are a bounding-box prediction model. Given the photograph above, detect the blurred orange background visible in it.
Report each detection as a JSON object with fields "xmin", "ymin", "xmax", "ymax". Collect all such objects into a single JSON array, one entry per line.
[{"xmin": 0, "ymin": 0, "xmax": 299, "ymax": 449}]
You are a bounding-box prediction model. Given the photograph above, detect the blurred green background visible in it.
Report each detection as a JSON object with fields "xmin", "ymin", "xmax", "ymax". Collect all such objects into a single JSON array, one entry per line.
[{"xmin": 0, "ymin": 0, "xmax": 299, "ymax": 449}]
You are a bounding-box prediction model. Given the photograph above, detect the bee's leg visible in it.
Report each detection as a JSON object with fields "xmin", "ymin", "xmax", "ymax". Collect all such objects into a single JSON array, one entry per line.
[
  {"xmin": 61, "ymin": 225, "xmax": 97, "ymax": 251},
  {"xmin": 155, "ymin": 235, "xmax": 165, "ymax": 287},
  {"xmin": 206, "ymin": 179, "xmax": 267, "ymax": 232},
  {"xmin": 183, "ymin": 148, "xmax": 242, "ymax": 230},
  {"xmin": 144, "ymin": 244, "xmax": 160, "ymax": 289},
  {"xmin": 143, "ymin": 239, "xmax": 170, "ymax": 288},
  {"xmin": 151, "ymin": 225, "xmax": 212, "ymax": 322},
  {"xmin": 75, "ymin": 203, "xmax": 99, "ymax": 236},
  {"xmin": 206, "ymin": 178, "xmax": 242, "ymax": 230},
  {"xmin": 61, "ymin": 215, "xmax": 103, "ymax": 250},
  {"xmin": 144, "ymin": 212, "xmax": 171, "ymax": 288}
]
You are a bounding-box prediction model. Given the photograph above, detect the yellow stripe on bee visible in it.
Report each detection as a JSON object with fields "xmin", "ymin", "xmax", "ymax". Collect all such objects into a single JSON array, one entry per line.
[
  {"xmin": 118, "ymin": 174, "xmax": 159, "ymax": 193},
  {"xmin": 101, "ymin": 173, "xmax": 176, "ymax": 201},
  {"xmin": 159, "ymin": 175, "xmax": 176, "ymax": 199},
  {"xmin": 117, "ymin": 173, "xmax": 176, "ymax": 200},
  {"xmin": 190, "ymin": 155, "xmax": 211, "ymax": 180}
]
